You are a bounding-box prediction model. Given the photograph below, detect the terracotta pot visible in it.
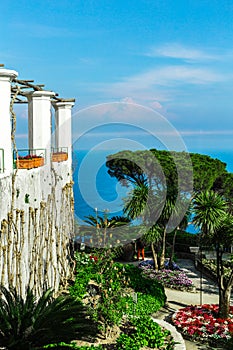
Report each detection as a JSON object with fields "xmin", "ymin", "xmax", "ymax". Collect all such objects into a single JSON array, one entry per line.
[
  {"xmin": 16, "ymin": 157, "xmax": 44, "ymax": 169},
  {"xmin": 52, "ymin": 152, "xmax": 68, "ymax": 162}
]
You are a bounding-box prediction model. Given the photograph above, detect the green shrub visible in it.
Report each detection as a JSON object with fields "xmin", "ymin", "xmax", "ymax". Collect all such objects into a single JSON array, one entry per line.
[
  {"xmin": 123, "ymin": 263, "xmax": 166, "ymax": 306},
  {"xmin": 69, "ymin": 252, "xmax": 166, "ymax": 341},
  {"xmin": 70, "ymin": 251, "xmax": 132, "ymax": 334},
  {"xmin": 69, "ymin": 252, "xmax": 98, "ymax": 300},
  {"xmin": 131, "ymin": 316, "xmax": 174, "ymax": 349},
  {"xmin": 0, "ymin": 286, "xmax": 97, "ymax": 350},
  {"xmin": 44, "ymin": 343, "xmax": 102, "ymax": 349},
  {"xmin": 122, "ymin": 292, "xmax": 162, "ymax": 317},
  {"xmin": 89, "ymin": 255, "xmax": 131, "ymax": 332},
  {"xmin": 167, "ymin": 230, "xmax": 199, "ymax": 253},
  {"xmin": 116, "ymin": 333, "xmax": 140, "ymax": 350},
  {"xmin": 116, "ymin": 316, "xmax": 175, "ymax": 349}
]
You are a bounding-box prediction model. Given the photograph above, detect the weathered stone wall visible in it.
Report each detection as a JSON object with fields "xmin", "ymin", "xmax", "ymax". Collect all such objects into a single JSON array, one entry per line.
[
  {"xmin": 0, "ymin": 161, "xmax": 74, "ymax": 297},
  {"xmin": 0, "ymin": 66, "xmax": 75, "ymax": 297}
]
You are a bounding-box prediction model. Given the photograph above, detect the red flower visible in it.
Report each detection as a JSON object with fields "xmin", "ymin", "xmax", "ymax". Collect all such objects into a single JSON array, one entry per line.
[
  {"xmin": 172, "ymin": 304, "xmax": 233, "ymax": 341},
  {"xmin": 89, "ymin": 255, "xmax": 98, "ymax": 262},
  {"xmin": 18, "ymin": 154, "xmax": 42, "ymax": 160}
]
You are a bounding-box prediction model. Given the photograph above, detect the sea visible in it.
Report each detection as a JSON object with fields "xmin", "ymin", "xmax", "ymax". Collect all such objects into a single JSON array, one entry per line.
[{"xmin": 73, "ymin": 149, "xmax": 233, "ymax": 233}]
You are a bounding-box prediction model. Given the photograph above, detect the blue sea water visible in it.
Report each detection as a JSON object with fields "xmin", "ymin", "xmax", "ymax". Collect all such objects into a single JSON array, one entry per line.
[
  {"xmin": 73, "ymin": 149, "xmax": 233, "ymax": 230},
  {"xmin": 73, "ymin": 150, "xmax": 132, "ymax": 224}
]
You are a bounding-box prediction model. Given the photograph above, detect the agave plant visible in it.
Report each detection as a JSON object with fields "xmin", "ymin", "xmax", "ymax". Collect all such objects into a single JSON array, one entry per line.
[{"xmin": 0, "ymin": 285, "xmax": 97, "ymax": 349}]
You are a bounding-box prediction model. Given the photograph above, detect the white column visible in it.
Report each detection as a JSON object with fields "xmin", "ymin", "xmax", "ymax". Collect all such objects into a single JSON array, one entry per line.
[
  {"xmin": 27, "ymin": 90, "xmax": 55, "ymax": 162},
  {"xmin": 53, "ymin": 101, "xmax": 74, "ymax": 166},
  {"xmin": 0, "ymin": 68, "xmax": 18, "ymax": 174}
]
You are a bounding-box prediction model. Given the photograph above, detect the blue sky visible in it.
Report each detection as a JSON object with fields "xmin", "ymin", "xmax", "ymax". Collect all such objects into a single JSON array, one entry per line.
[{"xmin": 1, "ymin": 0, "xmax": 233, "ymax": 167}]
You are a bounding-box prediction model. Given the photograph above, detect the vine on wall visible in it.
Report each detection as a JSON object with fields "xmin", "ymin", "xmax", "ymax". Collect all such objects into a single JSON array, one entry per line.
[
  {"xmin": 0, "ymin": 182, "xmax": 74, "ymax": 297},
  {"xmin": 0, "ymin": 87, "xmax": 75, "ymax": 297}
]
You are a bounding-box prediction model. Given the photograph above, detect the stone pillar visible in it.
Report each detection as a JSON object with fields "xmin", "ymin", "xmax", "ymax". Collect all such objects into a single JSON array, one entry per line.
[
  {"xmin": 0, "ymin": 68, "xmax": 18, "ymax": 175},
  {"xmin": 53, "ymin": 101, "xmax": 74, "ymax": 167},
  {"xmin": 27, "ymin": 90, "xmax": 55, "ymax": 163}
]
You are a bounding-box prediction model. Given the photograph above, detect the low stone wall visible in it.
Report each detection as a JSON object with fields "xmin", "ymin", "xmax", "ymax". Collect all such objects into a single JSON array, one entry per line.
[{"xmin": 152, "ymin": 318, "xmax": 186, "ymax": 350}]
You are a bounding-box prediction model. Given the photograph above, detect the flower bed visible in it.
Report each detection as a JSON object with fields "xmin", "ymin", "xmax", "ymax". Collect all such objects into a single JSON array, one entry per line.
[
  {"xmin": 138, "ymin": 262, "xmax": 194, "ymax": 291},
  {"xmin": 172, "ymin": 304, "xmax": 233, "ymax": 341}
]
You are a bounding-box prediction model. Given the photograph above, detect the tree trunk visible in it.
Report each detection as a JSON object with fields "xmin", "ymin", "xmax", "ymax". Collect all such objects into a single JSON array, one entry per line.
[
  {"xmin": 216, "ymin": 250, "xmax": 233, "ymax": 318},
  {"xmin": 218, "ymin": 286, "xmax": 232, "ymax": 319},
  {"xmin": 168, "ymin": 229, "xmax": 177, "ymax": 269},
  {"xmin": 151, "ymin": 243, "xmax": 158, "ymax": 272},
  {"xmin": 159, "ymin": 226, "xmax": 167, "ymax": 269}
]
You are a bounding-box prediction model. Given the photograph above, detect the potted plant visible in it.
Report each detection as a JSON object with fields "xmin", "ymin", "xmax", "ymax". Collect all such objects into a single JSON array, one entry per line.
[
  {"xmin": 16, "ymin": 154, "xmax": 44, "ymax": 169},
  {"xmin": 52, "ymin": 151, "xmax": 68, "ymax": 162}
]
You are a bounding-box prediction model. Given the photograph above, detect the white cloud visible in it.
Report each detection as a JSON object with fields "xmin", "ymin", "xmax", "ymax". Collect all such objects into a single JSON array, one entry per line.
[
  {"xmin": 121, "ymin": 65, "xmax": 223, "ymax": 87},
  {"xmin": 82, "ymin": 129, "xmax": 233, "ymax": 138},
  {"xmin": 121, "ymin": 97, "xmax": 136, "ymax": 104},
  {"xmin": 147, "ymin": 43, "xmax": 220, "ymax": 62},
  {"xmin": 150, "ymin": 101, "xmax": 163, "ymax": 109},
  {"xmin": 82, "ymin": 63, "xmax": 226, "ymax": 112}
]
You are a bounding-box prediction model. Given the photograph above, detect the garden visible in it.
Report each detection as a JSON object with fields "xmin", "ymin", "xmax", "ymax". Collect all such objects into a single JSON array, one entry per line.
[
  {"xmin": 2, "ymin": 149, "xmax": 233, "ymax": 349},
  {"xmin": 138, "ymin": 260, "xmax": 195, "ymax": 292},
  {"xmin": 0, "ymin": 244, "xmax": 233, "ymax": 349},
  {"xmin": 67, "ymin": 249, "xmax": 175, "ymax": 350},
  {"xmin": 0, "ymin": 248, "xmax": 176, "ymax": 350},
  {"xmin": 172, "ymin": 304, "xmax": 233, "ymax": 343}
]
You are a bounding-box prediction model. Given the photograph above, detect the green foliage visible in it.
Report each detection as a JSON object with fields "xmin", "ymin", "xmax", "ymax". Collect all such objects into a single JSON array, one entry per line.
[
  {"xmin": 70, "ymin": 251, "xmax": 133, "ymax": 333},
  {"xmin": 213, "ymin": 172, "xmax": 233, "ymax": 202},
  {"xmin": 89, "ymin": 254, "xmax": 131, "ymax": 331},
  {"xmin": 116, "ymin": 316, "xmax": 175, "ymax": 349},
  {"xmin": 167, "ymin": 230, "xmax": 199, "ymax": 253},
  {"xmin": 116, "ymin": 333, "xmax": 140, "ymax": 350},
  {"xmin": 123, "ymin": 263, "xmax": 166, "ymax": 306},
  {"xmin": 0, "ymin": 285, "xmax": 97, "ymax": 350},
  {"xmin": 44, "ymin": 343, "xmax": 102, "ymax": 349},
  {"xmin": 189, "ymin": 152, "xmax": 227, "ymax": 192},
  {"xmin": 122, "ymin": 293, "xmax": 162, "ymax": 317},
  {"xmin": 106, "ymin": 149, "xmax": 227, "ymax": 195},
  {"xmin": 84, "ymin": 214, "xmax": 130, "ymax": 228},
  {"xmin": 83, "ymin": 213, "xmax": 131, "ymax": 247},
  {"xmin": 132, "ymin": 316, "xmax": 174, "ymax": 349},
  {"xmin": 69, "ymin": 252, "xmax": 98, "ymax": 295},
  {"xmin": 25, "ymin": 193, "xmax": 30, "ymax": 203},
  {"xmin": 123, "ymin": 183, "xmax": 149, "ymax": 219},
  {"xmin": 192, "ymin": 190, "xmax": 228, "ymax": 235},
  {"xmin": 70, "ymin": 252, "xmax": 166, "ymax": 339},
  {"xmin": 192, "ymin": 190, "xmax": 233, "ymax": 318}
]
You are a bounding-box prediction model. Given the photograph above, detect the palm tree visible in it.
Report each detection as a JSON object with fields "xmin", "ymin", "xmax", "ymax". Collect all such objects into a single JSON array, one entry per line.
[
  {"xmin": 124, "ymin": 181, "xmax": 191, "ymax": 269},
  {"xmin": 158, "ymin": 195, "xmax": 192, "ymax": 269},
  {"xmin": 168, "ymin": 204, "xmax": 192, "ymax": 269},
  {"xmin": 192, "ymin": 190, "xmax": 227, "ymax": 236},
  {"xmin": 192, "ymin": 190, "xmax": 233, "ymax": 318},
  {"xmin": 143, "ymin": 225, "xmax": 162, "ymax": 271},
  {"xmin": 123, "ymin": 182, "xmax": 149, "ymax": 220},
  {"xmin": 84, "ymin": 214, "xmax": 131, "ymax": 247},
  {"xmin": 157, "ymin": 196, "xmax": 178, "ymax": 269},
  {"xmin": 0, "ymin": 286, "xmax": 97, "ymax": 349},
  {"xmin": 123, "ymin": 182, "xmax": 163, "ymax": 269}
]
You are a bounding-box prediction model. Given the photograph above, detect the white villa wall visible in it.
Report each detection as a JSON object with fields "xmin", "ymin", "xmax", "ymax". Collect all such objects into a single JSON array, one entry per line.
[{"xmin": 0, "ymin": 66, "xmax": 75, "ymax": 297}]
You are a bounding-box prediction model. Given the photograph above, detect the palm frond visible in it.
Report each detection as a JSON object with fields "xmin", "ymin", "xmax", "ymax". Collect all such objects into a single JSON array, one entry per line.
[{"xmin": 0, "ymin": 286, "xmax": 97, "ymax": 349}]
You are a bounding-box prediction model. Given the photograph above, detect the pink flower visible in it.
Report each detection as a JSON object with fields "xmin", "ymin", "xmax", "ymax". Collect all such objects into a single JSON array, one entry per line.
[{"xmin": 172, "ymin": 304, "xmax": 233, "ymax": 341}]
